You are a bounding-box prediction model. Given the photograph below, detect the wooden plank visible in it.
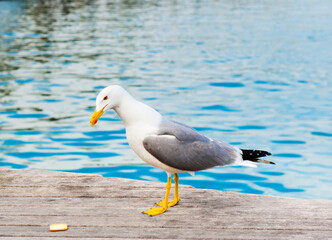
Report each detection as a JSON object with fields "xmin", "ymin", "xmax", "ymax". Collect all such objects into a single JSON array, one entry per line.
[
  {"xmin": 1, "ymin": 226, "xmax": 332, "ymax": 239},
  {"xmin": 1, "ymin": 215, "xmax": 332, "ymax": 230},
  {"xmin": 0, "ymin": 168, "xmax": 332, "ymax": 239}
]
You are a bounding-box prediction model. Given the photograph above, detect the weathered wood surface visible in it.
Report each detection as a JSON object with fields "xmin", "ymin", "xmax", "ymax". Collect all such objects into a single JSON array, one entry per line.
[{"xmin": 0, "ymin": 168, "xmax": 331, "ymax": 239}]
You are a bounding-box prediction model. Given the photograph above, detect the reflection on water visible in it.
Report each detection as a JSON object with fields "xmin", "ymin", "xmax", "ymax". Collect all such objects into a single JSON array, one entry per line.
[{"xmin": 1, "ymin": 0, "xmax": 332, "ymax": 200}]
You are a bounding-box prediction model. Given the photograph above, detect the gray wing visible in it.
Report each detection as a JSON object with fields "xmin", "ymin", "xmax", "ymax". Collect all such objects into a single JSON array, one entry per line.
[{"xmin": 143, "ymin": 119, "xmax": 241, "ymax": 171}]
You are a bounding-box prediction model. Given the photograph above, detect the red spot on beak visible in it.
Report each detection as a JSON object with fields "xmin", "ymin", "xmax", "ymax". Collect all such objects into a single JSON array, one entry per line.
[{"xmin": 94, "ymin": 120, "xmax": 98, "ymax": 124}]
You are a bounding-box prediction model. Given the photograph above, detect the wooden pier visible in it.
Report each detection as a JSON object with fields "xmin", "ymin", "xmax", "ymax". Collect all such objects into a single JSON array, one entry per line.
[{"xmin": 0, "ymin": 168, "xmax": 331, "ymax": 239}]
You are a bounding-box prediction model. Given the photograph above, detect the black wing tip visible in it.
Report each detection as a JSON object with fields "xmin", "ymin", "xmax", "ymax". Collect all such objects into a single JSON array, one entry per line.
[
  {"xmin": 241, "ymin": 149, "xmax": 272, "ymax": 156},
  {"xmin": 241, "ymin": 149, "xmax": 273, "ymax": 164},
  {"xmin": 257, "ymin": 150, "xmax": 272, "ymax": 156}
]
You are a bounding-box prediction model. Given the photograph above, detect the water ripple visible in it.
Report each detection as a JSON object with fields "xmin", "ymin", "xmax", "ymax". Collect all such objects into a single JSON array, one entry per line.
[
  {"xmin": 312, "ymin": 131, "xmax": 332, "ymax": 137},
  {"xmin": 210, "ymin": 82, "xmax": 245, "ymax": 88},
  {"xmin": 8, "ymin": 113, "xmax": 49, "ymax": 118},
  {"xmin": 273, "ymin": 153, "xmax": 303, "ymax": 158},
  {"xmin": 202, "ymin": 104, "xmax": 239, "ymax": 112},
  {"xmin": 254, "ymin": 182, "xmax": 304, "ymax": 193},
  {"xmin": 237, "ymin": 125, "xmax": 267, "ymax": 130},
  {"xmin": 271, "ymin": 140, "xmax": 306, "ymax": 144},
  {"xmin": 6, "ymin": 151, "xmax": 120, "ymax": 159}
]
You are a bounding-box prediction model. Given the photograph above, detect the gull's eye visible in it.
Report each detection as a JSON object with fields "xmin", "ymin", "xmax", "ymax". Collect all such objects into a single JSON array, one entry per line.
[{"xmin": 103, "ymin": 96, "xmax": 108, "ymax": 101}]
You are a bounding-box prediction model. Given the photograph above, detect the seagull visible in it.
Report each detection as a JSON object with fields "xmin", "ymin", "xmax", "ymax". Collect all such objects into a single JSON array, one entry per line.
[{"xmin": 90, "ymin": 85, "xmax": 274, "ymax": 216}]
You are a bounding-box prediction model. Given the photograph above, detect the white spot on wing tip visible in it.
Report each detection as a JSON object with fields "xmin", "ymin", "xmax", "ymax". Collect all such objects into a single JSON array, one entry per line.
[{"xmin": 242, "ymin": 160, "xmax": 258, "ymax": 168}]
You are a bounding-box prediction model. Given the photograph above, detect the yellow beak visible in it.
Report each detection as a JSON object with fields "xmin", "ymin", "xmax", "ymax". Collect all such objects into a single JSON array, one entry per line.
[{"xmin": 90, "ymin": 107, "xmax": 105, "ymax": 127}]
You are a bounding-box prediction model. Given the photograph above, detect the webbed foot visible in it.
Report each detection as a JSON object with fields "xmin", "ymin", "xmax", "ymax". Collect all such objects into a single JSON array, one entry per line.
[
  {"xmin": 142, "ymin": 207, "xmax": 167, "ymax": 216},
  {"xmin": 155, "ymin": 198, "xmax": 180, "ymax": 207}
]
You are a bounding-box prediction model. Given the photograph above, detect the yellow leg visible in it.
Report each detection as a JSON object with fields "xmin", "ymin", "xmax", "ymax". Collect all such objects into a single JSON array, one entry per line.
[
  {"xmin": 174, "ymin": 173, "xmax": 180, "ymax": 204},
  {"xmin": 156, "ymin": 173, "xmax": 180, "ymax": 207},
  {"xmin": 143, "ymin": 176, "xmax": 171, "ymax": 216}
]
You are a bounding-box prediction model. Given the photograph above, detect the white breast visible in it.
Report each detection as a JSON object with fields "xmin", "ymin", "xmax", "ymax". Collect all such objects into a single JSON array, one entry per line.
[{"xmin": 125, "ymin": 124, "xmax": 182, "ymax": 174}]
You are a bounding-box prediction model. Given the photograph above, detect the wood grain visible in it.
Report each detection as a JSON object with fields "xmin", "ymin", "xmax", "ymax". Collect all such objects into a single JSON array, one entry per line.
[{"xmin": 0, "ymin": 168, "xmax": 331, "ymax": 239}]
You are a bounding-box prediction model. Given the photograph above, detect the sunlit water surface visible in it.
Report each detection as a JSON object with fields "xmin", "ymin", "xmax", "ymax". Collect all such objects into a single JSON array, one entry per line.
[{"xmin": 1, "ymin": 0, "xmax": 332, "ymax": 200}]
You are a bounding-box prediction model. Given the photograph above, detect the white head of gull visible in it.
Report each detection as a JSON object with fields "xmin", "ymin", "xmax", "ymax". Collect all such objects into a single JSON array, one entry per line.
[{"xmin": 90, "ymin": 85, "xmax": 273, "ymax": 216}]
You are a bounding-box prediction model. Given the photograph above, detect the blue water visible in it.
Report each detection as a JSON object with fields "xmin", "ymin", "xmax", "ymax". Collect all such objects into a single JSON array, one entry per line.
[{"xmin": 1, "ymin": 0, "xmax": 332, "ymax": 200}]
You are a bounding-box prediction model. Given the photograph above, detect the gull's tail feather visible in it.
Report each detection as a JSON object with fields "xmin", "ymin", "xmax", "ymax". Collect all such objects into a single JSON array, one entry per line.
[{"xmin": 241, "ymin": 149, "xmax": 274, "ymax": 165}]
